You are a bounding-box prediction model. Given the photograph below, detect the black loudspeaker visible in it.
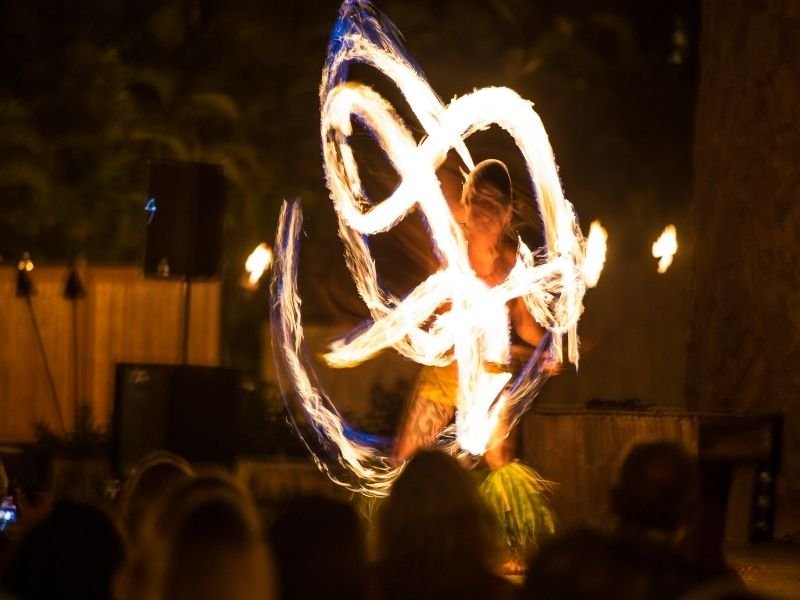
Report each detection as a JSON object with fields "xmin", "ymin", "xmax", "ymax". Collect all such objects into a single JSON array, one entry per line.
[
  {"xmin": 144, "ymin": 160, "xmax": 226, "ymax": 279},
  {"xmin": 113, "ymin": 364, "xmax": 242, "ymax": 476},
  {"xmin": 168, "ymin": 366, "xmax": 241, "ymax": 466},
  {"xmin": 112, "ymin": 364, "xmax": 172, "ymax": 477}
]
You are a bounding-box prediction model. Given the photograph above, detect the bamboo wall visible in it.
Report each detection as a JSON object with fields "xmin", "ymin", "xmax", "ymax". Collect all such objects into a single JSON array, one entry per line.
[{"xmin": 0, "ymin": 265, "xmax": 220, "ymax": 442}]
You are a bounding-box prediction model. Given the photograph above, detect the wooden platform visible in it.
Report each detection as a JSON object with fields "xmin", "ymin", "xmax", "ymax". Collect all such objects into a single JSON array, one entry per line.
[
  {"xmin": 521, "ymin": 409, "xmax": 783, "ymax": 542},
  {"xmin": 727, "ymin": 542, "xmax": 800, "ymax": 600}
]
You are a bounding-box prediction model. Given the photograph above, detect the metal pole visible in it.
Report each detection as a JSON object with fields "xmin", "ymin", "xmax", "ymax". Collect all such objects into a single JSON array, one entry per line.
[
  {"xmin": 72, "ymin": 298, "xmax": 79, "ymax": 427},
  {"xmin": 182, "ymin": 277, "xmax": 192, "ymax": 365},
  {"xmin": 25, "ymin": 296, "xmax": 67, "ymax": 433}
]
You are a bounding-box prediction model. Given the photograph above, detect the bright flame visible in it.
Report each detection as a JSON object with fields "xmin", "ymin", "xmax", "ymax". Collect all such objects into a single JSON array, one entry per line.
[
  {"xmin": 583, "ymin": 221, "xmax": 607, "ymax": 287},
  {"xmin": 652, "ymin": 225, "xmax": 677, "ymax": 274},
  {"xmin": 245, "ymin": 243, "xmax": 273, "ymax": 286},
  {"xmin": 270, "ymin": 1, "xmax": 604, "ymax": 495}
]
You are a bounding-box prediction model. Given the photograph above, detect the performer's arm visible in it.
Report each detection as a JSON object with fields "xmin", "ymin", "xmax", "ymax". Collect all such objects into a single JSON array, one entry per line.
[{"xmin": 509, "ymin": 297, "xmax": 544, "ymax": 347}]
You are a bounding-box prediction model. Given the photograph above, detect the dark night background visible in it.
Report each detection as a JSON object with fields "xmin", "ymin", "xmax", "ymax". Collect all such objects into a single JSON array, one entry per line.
[
  {"xmin": 0, "ymin": 0, "xmax": 697, "ymax": 264},
  {"xmin": 0, "ymin": 0, "xmax": 698, "ymax": 368},
  {"xmin": 2, "ymin": 0, "xmax": 799, "ymax": 541}
]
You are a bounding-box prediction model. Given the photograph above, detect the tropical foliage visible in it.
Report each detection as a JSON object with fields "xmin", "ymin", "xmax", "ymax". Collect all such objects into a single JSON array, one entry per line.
[{"xmin": 0, "ymin": 0, "xmax": 696, "ymax": 375}]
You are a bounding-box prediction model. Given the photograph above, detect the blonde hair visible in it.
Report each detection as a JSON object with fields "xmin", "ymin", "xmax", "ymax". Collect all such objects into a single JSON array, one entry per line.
[
  {"xmin": 461, "ymin": 159, "xmax": 516, "ymax": 243},
  {"xmin": 118, "ymin": 471, "xmax": 276, "ymax": 600},
  {"xmin": 118, "ymin": 451, "xmax": 194, "ymax": 541},
  {"xmin": 463, "ymin": 157, "xmax": 511, "ymax": 198}
]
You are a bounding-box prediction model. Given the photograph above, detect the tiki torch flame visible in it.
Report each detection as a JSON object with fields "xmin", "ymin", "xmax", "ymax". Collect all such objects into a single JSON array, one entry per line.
[
  {"xmin": 652, "ymin": 225, "xmax": 677, "ymax": 274},
  {"xmin": 245, "ymin": 243, "xmax": 273, "ymax": 286},
  {"xmin": 583, "ymin": 221, "xmax": 607, "ymax": 287}
]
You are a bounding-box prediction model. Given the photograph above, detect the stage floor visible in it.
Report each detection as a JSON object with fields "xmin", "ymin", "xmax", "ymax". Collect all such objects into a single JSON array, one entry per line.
[{"xmin": 727, "ymin": 543, "xmax": 800, "ymax": 599}]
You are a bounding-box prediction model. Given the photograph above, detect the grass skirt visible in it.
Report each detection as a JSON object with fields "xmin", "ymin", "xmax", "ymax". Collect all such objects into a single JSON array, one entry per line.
[{"xmin": 479, "ymin": 461, "xmax": 556, "ymax": 562}]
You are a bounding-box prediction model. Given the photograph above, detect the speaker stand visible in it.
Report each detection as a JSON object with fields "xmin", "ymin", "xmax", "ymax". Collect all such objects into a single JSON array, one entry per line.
[
  {"xmin": 181, "ymin": 277, "xmax": 192, "ymax": 365},
  {"xmin": 64, "ymin": 263, "xmax": 86, "ymax": 429}
]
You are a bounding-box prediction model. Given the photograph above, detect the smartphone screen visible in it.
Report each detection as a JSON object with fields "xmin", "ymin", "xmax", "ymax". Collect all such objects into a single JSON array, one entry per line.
[{"xmin": 0, "ymin": 496, "xmax": 17, "ymax": 532}]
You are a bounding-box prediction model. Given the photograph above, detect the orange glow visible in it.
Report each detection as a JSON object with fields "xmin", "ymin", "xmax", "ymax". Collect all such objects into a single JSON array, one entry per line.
[
  {"xmin": 652, "ymin": 225, "xmax": 677, "ymax": 274},
  {"xmin": 244, "ymin": 243, "xmax": 272, "ymax": 287},
  {"xmin": 17, "ymin": 254, "xmax": 34, "ymax": 272}
]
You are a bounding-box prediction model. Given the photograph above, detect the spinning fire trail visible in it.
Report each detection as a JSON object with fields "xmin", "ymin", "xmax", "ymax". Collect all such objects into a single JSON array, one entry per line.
[{"xmin": 271, "ymin": 0, "xmax": 608, "ymax": 496}]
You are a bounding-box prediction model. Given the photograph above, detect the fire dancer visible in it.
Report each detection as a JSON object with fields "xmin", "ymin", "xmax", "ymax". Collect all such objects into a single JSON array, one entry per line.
[
  {"xmin": 393, "ymin": 159, "xmax": 556, "ymax": 567},
  {"xmin": 272, "ymin": 0, "xmax": 605, "ymax": 501},
  {"xmin": 394, "ymin": 158, "xmax": 546, "ymax": 465}
]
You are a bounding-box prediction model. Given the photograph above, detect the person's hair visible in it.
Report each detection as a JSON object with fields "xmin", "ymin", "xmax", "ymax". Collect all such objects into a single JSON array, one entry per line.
[
  {"xmin": 118, "ymin": 451, "xmax": 193, "ymax": 541},
  {"xmin": 612, "ymin": 441, "xmax": 699, "ymax": 534},
  {"xmin": 463, "ymin": 159, "xmax": 513, "ymax": 208},
  {"xmin": 0, "ymin": 459, "xmax": 8, "ymax": 497},
  {"xmin": 269, "ymin": 494, "xmax": 367, "ymax": 600},
  {"xmin": 3, "ymin": 500, "xmax": 125, "ymax": 600},
  {"xmin": 375, "ymin": 450, "xmax": 503, "ymax": 599},
  {"xmin": 119, "ymin": 472, "xmax": 275, "ymax": 600},
  {"xmin": 461, "ymin": 159, "xmax": 514, "ymax": 238},
  {"xmin": 522, "ymin": 528, "xmax": 650, "ymax": 600}
]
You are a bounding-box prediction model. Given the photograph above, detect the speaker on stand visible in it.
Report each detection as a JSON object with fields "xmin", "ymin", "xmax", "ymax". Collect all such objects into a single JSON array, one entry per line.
[{"xmin": 143, "ymin": 160, "xmax": 226, "ymax": 363}]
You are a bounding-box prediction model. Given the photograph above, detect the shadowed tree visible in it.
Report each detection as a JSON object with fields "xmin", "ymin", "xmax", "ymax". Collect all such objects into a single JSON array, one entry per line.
[
  {"xmin": 686, "ymin": 0, "xmax": 800, "ymax": 536},
  {"xmin": 0, "ymin": 0, "xmax": 313, "ymax": 262},
  {"xmin": 0, "ymin": 0, "xmax": 694, "ymax": 282},
  {"xmin": 0, "ymin": 0, "xmax": 697, "ymax": 380}
]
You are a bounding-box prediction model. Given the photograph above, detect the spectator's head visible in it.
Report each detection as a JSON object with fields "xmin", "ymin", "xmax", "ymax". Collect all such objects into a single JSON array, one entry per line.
[
  {"xmin": 269, "ymin": 494, "xmax": 367, "ymax": 600},
  {"xmin": 376, "ymin": 449, "xmax": 501, "ymax": 594},
  {"xmin": 522, "ymin": 528, "xmax": 649, "ymax": 600},
  {"xmin": 122, "ymin": 473, "xmax": 275, "ymax": 600},
  {"xmin": 612, "ymin": 441, "xmax": 699, "ymax": 537},
  {"xmin": 118, "ymin": 451, "xmax": 193, "ymax": 541},
  {"xmin": 0, "ymin": 460, "xmax": 8, "ymax": 497},
  {"xmin": 49, "ymin": 457, "xmax": 110, "ymax": 503},
  {"xmin": 3, "ymin": 500, "xmax": 125, "ymax": 600}
]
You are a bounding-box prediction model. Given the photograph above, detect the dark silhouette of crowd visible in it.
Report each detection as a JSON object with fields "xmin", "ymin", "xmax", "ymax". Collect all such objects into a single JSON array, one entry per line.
[{"xmin": 0, "ymin": 441, "xmax": 768, "ymax": 600}]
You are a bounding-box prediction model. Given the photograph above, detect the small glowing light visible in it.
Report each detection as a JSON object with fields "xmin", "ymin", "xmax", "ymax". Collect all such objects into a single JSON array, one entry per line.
[
  {"xmin": 17, "ymin": 253, "xmax": 34, "ymax": 272},
  {"xmin": 652, "ymin": 225, "xmax": 677, "ymax": 274},
  {"xmin": 245, "ymin": 243, "xmax": 273, "ymax": 287},
  {"xmin": 583, "ymin": 221, "xmax": 607, "ymax": 288},
  {"xmin": 144, "ymin": 197, "xmax": 157, "ymax": 225}
]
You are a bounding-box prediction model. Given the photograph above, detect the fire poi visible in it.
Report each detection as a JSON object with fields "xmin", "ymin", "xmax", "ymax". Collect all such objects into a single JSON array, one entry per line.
[{"xmin": 270, "ymin": 0, "xmax": 607, "ymax": 498}]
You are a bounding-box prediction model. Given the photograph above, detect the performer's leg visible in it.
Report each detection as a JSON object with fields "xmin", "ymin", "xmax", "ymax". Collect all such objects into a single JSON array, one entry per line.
[
  {"xmin": 479, "ymin": 411, "xmax": 555, "ymax": 572},
  {"xmin": 484, "ymin": 425, "xmax": 516, "ymax": 471},
  {"xmin": 484, "ymin": 402, "xmax": 516, "ymax": 470},
  {"xmin": 393, "ymin": 395, "xmax": 454, "ymax": 463}
]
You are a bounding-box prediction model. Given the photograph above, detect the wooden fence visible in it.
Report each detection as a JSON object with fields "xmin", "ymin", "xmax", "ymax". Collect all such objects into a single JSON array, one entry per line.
[{"xmin": 0, "ymin": 264, "xmax": 220, "ymax": 442}]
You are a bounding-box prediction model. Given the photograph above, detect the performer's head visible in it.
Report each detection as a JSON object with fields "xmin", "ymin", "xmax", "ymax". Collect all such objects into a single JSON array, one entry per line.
[{"xmin": 461, "ymin": 159, "xmax": 513, "ymax": 246}]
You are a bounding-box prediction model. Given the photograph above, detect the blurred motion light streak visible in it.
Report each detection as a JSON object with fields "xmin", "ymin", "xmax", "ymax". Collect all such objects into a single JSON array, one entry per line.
[{"xmin": 271, "ymin": 0, "xmax": 607, "ymax": 495}]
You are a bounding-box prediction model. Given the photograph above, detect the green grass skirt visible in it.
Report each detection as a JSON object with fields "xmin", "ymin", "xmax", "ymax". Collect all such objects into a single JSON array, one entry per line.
[{"xmin": 479, "ymin": 461, "xmax": 556, "ymax": 562}]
